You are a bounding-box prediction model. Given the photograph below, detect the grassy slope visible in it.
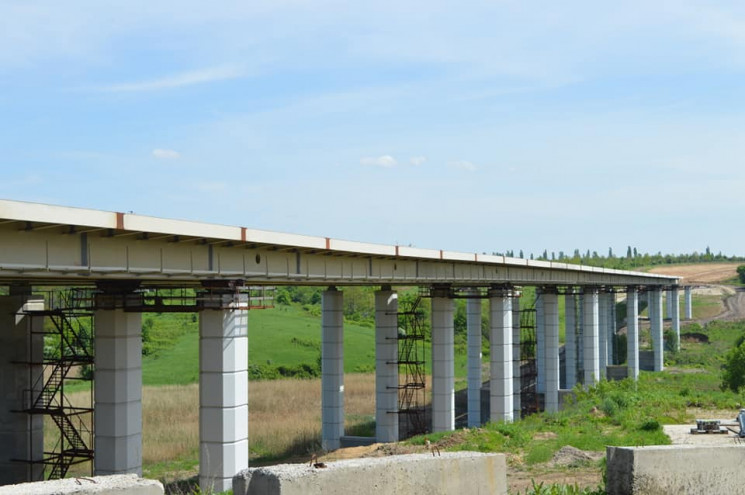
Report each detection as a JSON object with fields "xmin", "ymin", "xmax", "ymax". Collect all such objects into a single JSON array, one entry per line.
[{"xmin": 143, "ymin": 305, "xmax": 474, "ymax": 385}]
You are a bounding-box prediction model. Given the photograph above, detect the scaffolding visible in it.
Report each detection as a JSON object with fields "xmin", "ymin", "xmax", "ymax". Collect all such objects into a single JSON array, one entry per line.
[
  {"xmin": 396, "ymin": 296, "xmax": 427, "ymax": 438},
  {"xmin": 19, "ymin": 289, "xmax": 95, "ymax": 480},
  {"xmin": 518, "ymin": 304, "xmax": 538, "ymax": 416}
]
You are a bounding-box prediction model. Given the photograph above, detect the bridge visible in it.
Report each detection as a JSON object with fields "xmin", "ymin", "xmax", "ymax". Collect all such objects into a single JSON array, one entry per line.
[{"xmin": 0, "ymin": 199, "xmax": 682, "ymax": 492}]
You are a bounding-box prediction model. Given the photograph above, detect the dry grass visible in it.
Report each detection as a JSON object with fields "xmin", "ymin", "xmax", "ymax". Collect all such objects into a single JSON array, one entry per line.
[{"xmin": 48, "ymin": 374, "xmax": 377, "ymax": 482}]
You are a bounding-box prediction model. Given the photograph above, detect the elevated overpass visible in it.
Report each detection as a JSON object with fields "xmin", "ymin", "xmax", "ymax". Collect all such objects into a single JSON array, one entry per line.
[{"xmin": 0, "ymin": 199, "xmax": 682, "ymax": 492}]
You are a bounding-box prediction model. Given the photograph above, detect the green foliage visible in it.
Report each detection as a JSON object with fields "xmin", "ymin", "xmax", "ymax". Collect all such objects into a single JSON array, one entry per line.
[
  {"xmin": 737, "ymin": 265, "xmax": 745, "ymax": 284},
  {"xmin": 519, "ymin": 480, "xmax": 605, "ymax": 495},
  {"xmin": 722, "ymin": 341, "xmax": 745, "ymax": 392}
]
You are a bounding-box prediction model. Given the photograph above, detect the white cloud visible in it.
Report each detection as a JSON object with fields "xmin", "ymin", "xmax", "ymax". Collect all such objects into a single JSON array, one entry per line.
[
  {"xmin": 409, "ymin": 156, "xmax": 426, "ymax": 166},
  {"xmin": 97, "ymin": 65, "xmax": 243, "ymax": 93},
  {"xmin": 152, "ymin": 148, "xmax": 181, "ymax": 160},
  {"xmin": 361, "ymin": 155, "xmax": 397, "ymax": 168},
  {"xmin": 449, "ymin": 160, "xmax": 477, "ymax": 171}
]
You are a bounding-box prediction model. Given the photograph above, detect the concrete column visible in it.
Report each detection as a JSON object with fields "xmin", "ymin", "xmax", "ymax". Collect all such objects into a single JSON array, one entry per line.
[
  {"xmin": 626, "ymin": 288, "xmax": 639, "ymax": 380},
  {"xmin": 542, "ymin": 290, "xmax": 559, "ymax": 413},
  {"xmin": 577, "ymin": 295, "xmax": 584, "ymax": 380},
  {"xmin": 199, "ymin": 298, "xmax": 249, "ymax": 493},
  {"xmin": 375, "ymin": 289, "xmax": 399, "ymax": 442},
  {"xmin": 535, "ymin": 291, "xmax": 545, "ymax": 394},
  {"xmin": 94, "ymin": 309, "xmax": 143, "ymax": 476},
  {"xmin": 431, "ymin": 292, "xmax": 454, "ymax": 432},
  {"xmin": 685, "ymin": 286, "xmax": 693, "ymax": 320},
  {"xmin": 665, "ymin": 290, "xmax": 673, "ymax": 320},
  {"xmin": 671, "ymin": 287, "xmax": 680, "ymax": 352},
  {"xmin": 564, "ymin": 291, "xmax": 577, "ymax": 390},
  {"xmin": 432, "ymin": 289, "xmax": 455, "ymax": 432},
  {"xmin": 466, "ymin": 293, "xmax": 482, "ymax": 427},
  {"xmin": 0, "ymin": 291, "xmax": 44, "ymax": 485},
  {"xmin": 598, "ymin": 292, "xmax": 608, "ymax": 380},
  {"xmin": 582, "ymin": 288, "xmax": 600, "ymax": 385},
  {"xmin": 651, "ymin": 288, "xmax": 664, "ymax": 372},
  {"xmin": 489, "ymin": 288, "xmax": 513, "ymax": 422},
  {"xmin": 608, "ymin": 292, "xmax": 616, "ymax": 365},
  {"xmin": 512, "ymin": 294, "xmax": 521, "ymax": 420},
  {"xmin": 321, "ymin": 288, "xmax": 344, "ymax": 450}
]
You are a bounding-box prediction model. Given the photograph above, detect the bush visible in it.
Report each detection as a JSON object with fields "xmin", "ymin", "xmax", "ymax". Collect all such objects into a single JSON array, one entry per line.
[
  {"xmin": 737, "ymin": 265, "xmax": 745, "ymax": 284},
  {"xmin": 722, "ymin": 342, "xmax": 745, "ymax": 392}
]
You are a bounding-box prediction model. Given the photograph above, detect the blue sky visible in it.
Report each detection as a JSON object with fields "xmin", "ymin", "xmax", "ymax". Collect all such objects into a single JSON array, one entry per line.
[{"xmin": 1, "ymin": 1, "xmax": 744, "ymax": 257}]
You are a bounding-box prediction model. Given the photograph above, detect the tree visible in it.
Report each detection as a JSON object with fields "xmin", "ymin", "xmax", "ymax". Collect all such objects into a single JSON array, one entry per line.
[
  {"xmin": 722, "ymin": 340, "xmax": 745, "ymax": 392},
  {"xmin": 737, "ymin": 265, "xmax": 745, "ymax": 284}
]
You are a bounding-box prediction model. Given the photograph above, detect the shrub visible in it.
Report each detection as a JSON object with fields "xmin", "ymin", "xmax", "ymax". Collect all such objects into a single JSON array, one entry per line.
[{"xmin": 722, "ymin": 342, "xmax": 745, "ymax": 392}]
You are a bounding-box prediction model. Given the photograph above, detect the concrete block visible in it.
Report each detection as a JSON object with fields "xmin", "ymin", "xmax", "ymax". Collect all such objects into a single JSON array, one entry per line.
[
  {"xmin": 0, "ymin": 474, "xmax": 163, "ymax": 495},
  {"xmin": 233, "ymin": 452, "xmax": 507, "ymax": 495},
  {"xmin": 607, "ymin": 444, "xmax": 745, "ymax": 495}
]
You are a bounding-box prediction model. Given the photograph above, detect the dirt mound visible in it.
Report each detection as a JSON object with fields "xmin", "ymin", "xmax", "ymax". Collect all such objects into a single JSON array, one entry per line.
[
  {"xmin": 551, "ymin": 446, "xmax": 604, "ymax": 467},
  {"xmin": 681, "ymin": 332, "xmax": 709, "ymax": 343}
]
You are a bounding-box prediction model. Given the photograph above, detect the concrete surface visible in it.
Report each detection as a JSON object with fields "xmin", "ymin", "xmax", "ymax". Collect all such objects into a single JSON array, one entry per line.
[
  {"xmin": 607, "ymin": 444, "xmax": 745, "ymax": 495},
  {"xmin": 233, "ymin": 452, "xmax": 507, "ymax": 495},
  {"xmin": 0, "ymin": 474, "xmax": 163, "ymax": 495}
]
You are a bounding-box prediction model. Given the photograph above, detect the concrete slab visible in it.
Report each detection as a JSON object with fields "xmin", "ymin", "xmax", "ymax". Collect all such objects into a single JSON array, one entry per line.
[
  {"xmin": 0, "ymin": 474, "xmax": 163, "ymax": 495},
  {"xmin": 607, "ymin": 444, "xmax": 745, "ymax": 495},
  {"xmin": 233, "ymin": 452, "xmax": 507, "ymax": 495}
]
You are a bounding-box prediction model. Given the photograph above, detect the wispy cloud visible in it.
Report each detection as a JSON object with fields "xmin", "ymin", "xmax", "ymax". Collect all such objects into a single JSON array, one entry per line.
[
  {"xmin": 361, "ymin": 155, "xmax": 397, "ymax": 167},
  {"xmin": 152, "ymin": 148, "xmax": 181, "ymax": 160},
  {"xmin": 96, "ymin": 65, "xmax": 243, "ymax": 93},
  {"xmin": 409, "ymin": 156, "xmax": 427, "ymax": 166},
  {"xmin": 449, "ymin": 160, "xmax": 477, "ymax": 171}
]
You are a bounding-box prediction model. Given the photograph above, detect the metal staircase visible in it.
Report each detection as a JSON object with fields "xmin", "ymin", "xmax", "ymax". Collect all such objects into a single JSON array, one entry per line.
[{"xmin": 20, "ymin": 289, "xmax": 95, "ymax": 479}]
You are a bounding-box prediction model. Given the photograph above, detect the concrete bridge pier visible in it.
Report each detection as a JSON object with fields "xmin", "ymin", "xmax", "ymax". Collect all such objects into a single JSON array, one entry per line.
[
  {"xmin": 375, "ymin": 288, "xmax": 398, "ymax": 442},
  {"xmin": 535, "ymin": 290, "xmax": 545, "ymax": 394},
  {"xmin": 93, "ymin": 290, "xmax": 143, "ymax": 477},
  {"xmin": 489, "ymin": 286, "xmax": 513, "ymax": 422},
  {"xmin": 198, "ymin": 290, "xmax": 249, "ymax": 493},
  {"xmin": 466, "ymin": 292, "xmax": 482, "ymax": 427},
  {"xmin": 541, "ymin": 288, "xmax": 559, "ymax": 413},
  {"xmin": 582, "ymin": 288, "xmax": 600, "ymax": 385},
  {"xmin": 512, "ymin": 293, "xmax": 521, "ymax": 419},
  {"xmin": 321, "ymin": 288, "xmax": 344, "ymax": 450},
  {"xmin": 431, "ymin": 288, "xmax": 455, "ymax": 432},
  {"xmin": 598, "ymin": 291, "xmax": 608, "ymax": 379},
  {"xmin": 650, "ymin": 288, "xmax": 664, "ymax": 371},
  {"xmin": 626, "ymin": 288, "xmax": 640, "ymax": 380},
  {"xmin": 564, "ymin": 290, "xmax": 577, "ymax": 389},
  {"xmin": 671, "ymin": 286, "xmax": 680, "ymax": 351},
  {"xmin": 684, "ymin": 286, "xmax": 693, "ymax": 320},
  {"xmin": 0, "ymin": 286, "xmax": 44, "ymax": 485}
]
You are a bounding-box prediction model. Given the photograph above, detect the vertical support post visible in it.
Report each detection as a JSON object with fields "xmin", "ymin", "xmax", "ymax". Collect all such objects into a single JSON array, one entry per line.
[
  {"xmin": 564, "ymin": 290, "xmax": 577, "ymax": 390},
  {"xmin": 665, "ymin": 290, "xmax": 673, "ymax": 320},
  {"xmin": 0, "ymin": 290, "xmax": 44, "ymax": 485},
  {"xmin": 598, "ymin": 291, "xmax": 608, "ymax": 380},
  {"xmin": 512, "ymin": 293, "xmax": 521, "ymax": 420},
  {"xmin": 671, "ymin": 286, "xmax": 680, "ymax": 352},
  {"xmin": 608, "ymin": 292, "xmax": 616, "ymax": 365},
  {"xmin": 685, "ymin": 286, "xmax": 693, "ymax": 320},
  {"xmin": 466, "ymin": 292, "xmax": 482, "ymax": 427},
  {"xmin": 321, "ymin": 288, "xmax": 344, "ymax": 450},
  {"xmin": 431, "ymin": 289, "xmax": 454, "ymax": 432},
  {"xmin": 583, "ymin": 288, "xmax": 600, "ymax": 385},
  {"xmin": 535, "ymin": 290, "xmax": 545, "ymax": 394},
  {"xmin": 94, "ymin": 308, "xmax": 143, "ymax": 476},
  {"xmin": 489, "ymin": 287, "xmax": 513, "ymax": 422},
  {"xmin": 375, "ymin": 288, "xmax": 398, "ymax": 442},
  {"xmin": 542, "ymin": 289, "xmax": 559, "ymax": 413},
  {"xmin": 651, "ymin": 288, "xmax": 664, "ymax": 372},
  {"xmin": 198, "ymin": 292, "xmax": 249, "ymax": 493},
  {"xmin": 626, "ymin": 288, "xmax": 639, "ymax": 380}
]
